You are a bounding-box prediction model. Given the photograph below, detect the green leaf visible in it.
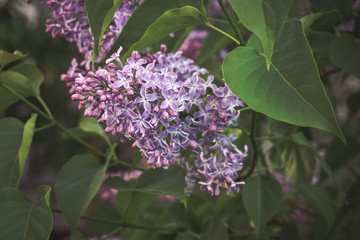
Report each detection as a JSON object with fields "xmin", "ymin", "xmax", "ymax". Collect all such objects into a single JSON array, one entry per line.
[
  {"xmin": 200, "ymin": 219, "xmax": 229, "ymax": 240},
  {"xmin": 0, "ymin": 71, "xmax": 35, "ymax": 112},
  {"xmin": 102, "ymin": 0, "xmax": 203, "ymax": 63},
  {"xmin": 115, "ymin": 191, "xmax": 132, "ymax": 216},
  {"xmin": 106, "ymin": 165, "xmax": 186, "ymax": 204},
  {"xmin": 223, "ymin": 19, "xmax": 345, "ymax": 142},
  {"xmin": 151, "ymin": 27, "xmax": 193, "ymax": 53},
  {"xmin": 228, "ymin": 0, "xmax": 292, "ymax": 68},
  {"xmin": 0, "ymin": 186, "xmax": 53, "ymax": 240},
  {"xmin": 297, "ymin": 184, "xmax": 335, "ymax": 230},
  {"xmin": 242, "ymin": 175, "xmax": 282, "ymax": 236},
  {"xmin": 122, "ymin": 6, "xmax": 206, "ymax": 60},
  {"xmin": 55, "ymin": 154, "xmax": 107, "ymax": 233},
  {"xmin": 16, "ymin": 114, "xmax": 37, "ymax": 188},
  {"xmin": 10, "ymin": 64, "xmax": 44, "ymax": 96},
  {"xmin": 300, "ymin": 11, "xmax": 336, "ymax": 35},
  {"xmin": 84, "ymin": 0, "xmax": 123, "ymax": 63},
  {"xmin": 246, "ymin": 33, "xmax": 264, "ymax": 52},
  {"xmin": 0, "ymin": 118, "xmax": 23, "ymax": 188},
  {"xmin": 0, "ymin": 50, "xmax": 27, "ymax": 71},
  {"xmin": 329, "ymin": 35, "xmax": 360, "ymax": 79}
]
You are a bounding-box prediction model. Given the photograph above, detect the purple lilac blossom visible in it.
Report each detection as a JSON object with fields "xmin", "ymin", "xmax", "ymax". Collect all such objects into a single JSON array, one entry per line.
[
  {"xmin": 71, "ymin": 45, "xmax": 247, "ymax": 196},
  {"xmin": 42, "ymin": 0, "xmax": 142, "ymax": 93}
]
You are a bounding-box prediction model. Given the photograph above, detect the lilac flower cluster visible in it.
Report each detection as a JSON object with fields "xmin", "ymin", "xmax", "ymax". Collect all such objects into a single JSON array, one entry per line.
[
  {"xmin": 42, "ymin": 0, "xmax": 142, "ymax": 93},
  {"xmin": 71, "ymin": 45, "xmax": 247, "ymax": 196}
]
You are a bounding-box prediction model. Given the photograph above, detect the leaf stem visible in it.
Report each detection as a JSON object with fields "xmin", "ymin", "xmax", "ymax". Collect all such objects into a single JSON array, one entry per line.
[
  {"xmin": 35, "ymin": 122, "xmax": 56, "ymax": 133},
  {"xmin": 241, "ymin": 111, "xmax": 258, "ymax": 179},
  {"xmin": 36, "ymin": 96, "xmax": 54, "ymax": 119},
  {"xmin": 109, "ymin": 157, "xmax": 146, "ymax": 171},
  {"xmin": 217, "ymin": 0, "xmax": 244, "ymax": 44},
  {"xmin": 3, "ymin": 84, "xmax": 106, "ymax": 158},
  {"xmin": 51, "ymin": 208, "xmax": 184, "ymax": 232},
  {"xmin": 208, "ymin": 17, "xmax": 230, "ymax": 25},
  {"xmin": 205, "ymin": 23, "xmax": 240, "ymax": 45}
]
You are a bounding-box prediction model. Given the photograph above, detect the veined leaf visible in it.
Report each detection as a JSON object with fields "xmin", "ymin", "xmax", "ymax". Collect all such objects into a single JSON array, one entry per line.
[
  {"xmin": 102, "ymin": 0, "xmax": 203, "ymax": 63},
  {"xmin": 228, "ymin": 0, "xmax": 292, "ymax": 68},
  {"xmin": 123, "ymin": 6, "xmax": 206, "ymax": 60},
  {"xmin": 0, "ymin": 118, "xmax": 24, "ymax": 188},
  {"xmin": 0, "ymin": 186, "xmax": 53, "ymax": 240},
  {"xmin": 16, "ymin": 114, "xmax": 37, "ymax": 188},
  {"xmin": 0, "ymin": 115, "xmax": 36, "ymax": 189},
  {"xmin": 55, "ymin": 154, "xmax": 107, "ymax": 233},
  {"xmin": 242, "ymin": 175, "xmax": 282, "ymax": 236},
  {"xmin": 223, "ymin": 19, "xmax": 345, "ymax": 142}
]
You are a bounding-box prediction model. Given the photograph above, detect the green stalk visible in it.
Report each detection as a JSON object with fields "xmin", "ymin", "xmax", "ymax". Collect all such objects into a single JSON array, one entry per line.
[
  {"xmin": 3, "ymin": 84, "xmax": 106, "ymax": 157},
  {"xmin": 241, "ymin": 111, "xmax": 258, "ymax": 179},
  {"xmin": 205, "ymin": 23, "xmax": 240, "ymax": 45},
  {"xmin": 52, "ymin": 208, "xmax": 184, "ymax": 232},
  {"xmin": 217, "ymin": 0, "xmax": 244, "ymax": 44}
]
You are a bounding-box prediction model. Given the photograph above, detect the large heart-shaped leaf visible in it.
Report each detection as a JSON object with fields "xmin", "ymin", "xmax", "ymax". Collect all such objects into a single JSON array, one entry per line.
[
  {"xmin": 55, "ymin": 154, "xmax": 107, "ymax": 232},
  {"xmin": 106, "ymin": 165, "xmax": 186, "ymax": 204},
  {"xmin": 228, "ymin": 0, "xmax": 292, "ymax": 67},
  {"xmin": 242, "ymin": 175, "xmax": 282, "ymax": 236},
  {"xmin": 329, "ymin": 35, "xmax": 360, "ymax": 79},
  {"xmin": 0, "ymin": 186, "xmax": 53, "ymax": 240},
  {"xmin": 123, "ymin": 6, "xmax": 206, "ymax": 60},
  {"xmin": 223, "ymin": 19, "xmax": 345, "ymax": 142},
  {"xmin": 0, "ymin": 115, "xmax": 36, "ymax": 188},
  {"xmin": 297, "ymin": 184, "xmax": 335, "ymax": 230},
  {"xmin": 102, "ymin": 0, "xmax": 202, "ymax": 63},
  {"xmin": 0, "ymin": 50, "xmax": 27, "ymax": 71},
  {"xmin": 84, "ymin": 0, "xmax": 123, "ymax": 63}
]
